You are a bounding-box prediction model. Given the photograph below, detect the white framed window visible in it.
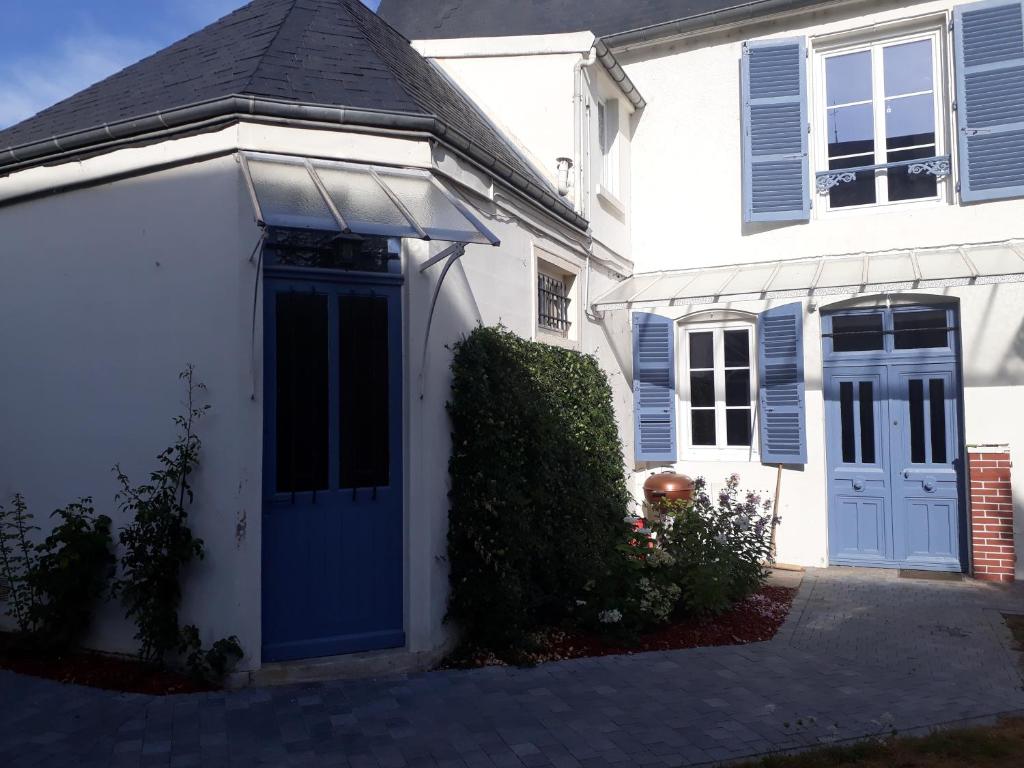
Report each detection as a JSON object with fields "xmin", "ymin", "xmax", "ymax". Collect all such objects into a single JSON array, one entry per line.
[
  {"xmin": 680, "ymin": 324, "xmax": 756, "ymax": 455},
  {"xmin": 597, "ymin": 98, "xmax": 620, "ymax": 198},
  {"xmin": 535, "ymin": 250, "xmax": 580, "ymax": 345},
  {"xmin": 813, "ymin": 27, "xmax": 947, "ymax": 212}
]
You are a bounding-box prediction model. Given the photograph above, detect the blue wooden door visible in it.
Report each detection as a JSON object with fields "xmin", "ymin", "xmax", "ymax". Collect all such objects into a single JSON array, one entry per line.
[
  {"xmin": 888, "ymin": 364, "xmax": 962, "ymax": 570},
  {"xmin": 823, "ymin": 306, "xmax": 964, "ymax": 571},
  {"xmin": 261, "ymin": 276, "xmax": 403, "ymax": 662},
  {"xmin": 825, "ymin": 366, "xmax": 894, "ymax": 565}
]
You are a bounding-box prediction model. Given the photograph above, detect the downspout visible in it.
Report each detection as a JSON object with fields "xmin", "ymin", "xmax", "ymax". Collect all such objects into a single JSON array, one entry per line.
[
  {"xmin": 574, "ymin": 46, "xmax": 601, "ymax": 322},
  {"xmin": 573, "ymin": 46, "xmax": 597, "ymax": 220}
]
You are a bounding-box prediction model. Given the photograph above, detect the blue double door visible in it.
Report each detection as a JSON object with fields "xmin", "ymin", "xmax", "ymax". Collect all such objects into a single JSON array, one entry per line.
[
  {"xmin": 824, "ymin": 310, "xmax": 964, "ymax": 571},
  {"xmin": 262, "ymin": 275, "xmax": 404, "ymax": 662}
]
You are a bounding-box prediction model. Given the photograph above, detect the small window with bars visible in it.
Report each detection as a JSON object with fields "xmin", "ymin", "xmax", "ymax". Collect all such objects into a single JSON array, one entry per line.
[{"xmin": 537, "ymin": 273, "xmax": 572, "ymax": 334}]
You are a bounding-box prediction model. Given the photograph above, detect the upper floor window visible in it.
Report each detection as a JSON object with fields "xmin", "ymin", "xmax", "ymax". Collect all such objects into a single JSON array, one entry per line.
[
  {"xmin": 597, "ymin": 98, "xmax": 621, "ymax": 198},
  {"xmin": 817, "ymin": 30, "xmax": 946, "ymax": 211},
  {"xmin": 682, "ymin": 325, "xmax": 755, "ymax": 451}
]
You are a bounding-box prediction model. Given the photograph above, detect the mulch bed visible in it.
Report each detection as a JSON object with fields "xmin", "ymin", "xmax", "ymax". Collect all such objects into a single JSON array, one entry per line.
[
  {"xmin": 0, "ymin": 633, "xmax": 216, "ymax": 695},
  {"xmin": 441, "ymin": 585, "xmax": 797, "ymax": 669}
]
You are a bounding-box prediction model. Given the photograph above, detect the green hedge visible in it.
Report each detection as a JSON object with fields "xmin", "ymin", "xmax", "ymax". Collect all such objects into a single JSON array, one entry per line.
[{"xmin": 446, "ymin": 326, "xmax": 631, "ymax": 652}]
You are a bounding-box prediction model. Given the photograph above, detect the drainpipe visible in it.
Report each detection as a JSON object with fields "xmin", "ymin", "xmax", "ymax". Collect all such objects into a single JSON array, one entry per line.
[
  {"xmin": 573, "ymin": 46, "xmax": 597, "ymax": 219},
  {"xmin": 574, "ymin": 46, "xmax": 601, "ymax": 322}
]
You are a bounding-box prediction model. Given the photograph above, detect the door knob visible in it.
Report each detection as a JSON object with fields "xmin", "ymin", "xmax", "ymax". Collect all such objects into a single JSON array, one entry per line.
[
  {"xmin": 903, "ymin": 470, "xmax": 911, "ymax": 479},
  {"xmin": 852, "ymin": 479, "xmax": 865, "ymax": 491}
]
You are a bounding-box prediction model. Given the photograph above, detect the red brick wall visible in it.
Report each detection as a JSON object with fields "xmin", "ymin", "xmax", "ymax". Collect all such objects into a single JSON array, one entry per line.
[{"xmin": 969, "ymin": 447, "xmax": 1015, "ymax": 583}]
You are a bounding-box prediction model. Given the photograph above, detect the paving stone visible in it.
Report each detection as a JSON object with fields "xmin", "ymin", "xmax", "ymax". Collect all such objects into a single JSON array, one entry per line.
[{"xmin": 3, "ymin": 569, "xmax": 1024, "ymax": 767}]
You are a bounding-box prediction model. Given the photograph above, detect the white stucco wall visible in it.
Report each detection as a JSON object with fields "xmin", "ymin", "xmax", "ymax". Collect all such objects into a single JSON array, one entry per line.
[
  {"xmin": 0, "ymin": 154, "xmax": 265, "ymax": 664},
  {"xmin": 619, "ymin": 0, "xmax": 1024, "ymax": 271},
  {"xmin": 611, "ymin": 282, "xmax": 1024, "ymax": 575},
  {"xmin": 420, "ymin": 37, "xmax": 634, "ymax": 265},
  {"xmin": 0, "ymin": 124, "xmax": 628, "ymax": 668}
]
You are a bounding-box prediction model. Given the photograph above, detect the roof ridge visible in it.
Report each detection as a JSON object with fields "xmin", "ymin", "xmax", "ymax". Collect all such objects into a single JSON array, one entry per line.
[{"xmin": 240, "ymin": 0, "xmax": 304, "ymax": 96}]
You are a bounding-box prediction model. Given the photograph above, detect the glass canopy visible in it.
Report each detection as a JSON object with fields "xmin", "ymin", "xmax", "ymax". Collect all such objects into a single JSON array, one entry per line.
[
  {"xmin": 240, "ymin": 151, "xmax": 499, "ymax": 246},
  {"xmin": 593, "ymin": 240, "xmax": 1024, "ymax": 310}
]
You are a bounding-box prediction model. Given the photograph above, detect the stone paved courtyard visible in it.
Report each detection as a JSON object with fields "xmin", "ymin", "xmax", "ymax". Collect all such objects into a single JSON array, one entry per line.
[{"xmin": 2, "ymin": 567, "xmax": 1023, "ymax": 768}]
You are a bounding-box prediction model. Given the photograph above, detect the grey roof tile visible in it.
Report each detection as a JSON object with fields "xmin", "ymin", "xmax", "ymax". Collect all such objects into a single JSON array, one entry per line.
[{"xmin": 377, "ymin": 0, "xmax": 818, "ymax": 40}]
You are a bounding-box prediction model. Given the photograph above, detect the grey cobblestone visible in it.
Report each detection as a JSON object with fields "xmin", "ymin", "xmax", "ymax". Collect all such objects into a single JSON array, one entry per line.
[{"xmin": 3, "ymin": 568, "xmax": 1024, "ymax": 766}]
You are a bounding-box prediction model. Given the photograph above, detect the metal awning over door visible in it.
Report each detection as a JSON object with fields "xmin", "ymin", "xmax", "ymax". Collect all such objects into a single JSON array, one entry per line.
[
  {"xmin": 593, "ymin": 240, "xmax": 1024, "ymax": 311},
  {"xmin": 240, "ymin": 151, "xmax": 499, "ymax": 245}
]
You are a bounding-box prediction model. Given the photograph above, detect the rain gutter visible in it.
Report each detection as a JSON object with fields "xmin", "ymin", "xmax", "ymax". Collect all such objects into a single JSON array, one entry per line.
[
  {"xmin": 0, "ymin": 94, "xmax": 588, "ymax": 233},
  {"xmin": 603, "ymin": 0, "xmax": 851, "ymax": 53}
]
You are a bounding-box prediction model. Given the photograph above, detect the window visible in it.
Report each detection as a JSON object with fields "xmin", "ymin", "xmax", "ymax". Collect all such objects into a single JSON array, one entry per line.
[
  {"xmin": 817, "ymin": 30, "xmax": 945, "ymax": 210},
  {"xmin": 597, "ymin": 98, "xmax": 620, "ymax": 197},
  {"xmin": 537, "ymin": 273, "xmax": 571, "ymax": 334},
  {"xmin": 536, "ymin": 253, "xmax": 579, "ymax": 342},
  {"xmin": 683, "ymin": 326, "xmax": 755, "ymax": 451},
  {"xmin": 826, "ymin": 307, "xmax": 954, "ymax": 355}
]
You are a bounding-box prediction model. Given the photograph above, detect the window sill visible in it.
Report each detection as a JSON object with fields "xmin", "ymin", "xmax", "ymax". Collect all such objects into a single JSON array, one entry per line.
[
  {"xmin": 597, "ymin": 185, "xmax": 626, "ymax": 216},
  {"xmin": 536, "ymin": 327, "xmax": 579, "ymax": 350},
  {"xmin": 683, "ymin": 446, "xmax": 761, "ymax": 463}
]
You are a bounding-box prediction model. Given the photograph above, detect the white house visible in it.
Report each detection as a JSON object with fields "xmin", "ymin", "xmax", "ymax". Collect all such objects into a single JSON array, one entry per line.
[
  {"xmin": 0, "ymin": 0, "xmax": 630, "ymax": 677},
  {"xmin": 382, "ymin": 0, "xmax": 1024, "ymax": 582}
]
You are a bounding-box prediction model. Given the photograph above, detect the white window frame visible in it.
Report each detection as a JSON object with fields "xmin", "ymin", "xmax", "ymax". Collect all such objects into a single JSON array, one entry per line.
[
  {"xmin": 678, "ymin": 322, "xmax": 759, "ymax": 461},
  {"xmin": 812, "ymin": 24, "xmax": 949, "ymax": 216},
  {"xmin": 534, "ymin": 249, "xmax": 581, "ymax": 347},
  {"xmin": 597, "ymin": 97, "xmax": 621, "ymax": 199}
]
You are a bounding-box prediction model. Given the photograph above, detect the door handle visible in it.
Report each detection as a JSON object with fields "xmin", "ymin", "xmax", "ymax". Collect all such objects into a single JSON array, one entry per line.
[{"xmin": 903, "ymin": 470, "xmax": 911, "ymax": 479}]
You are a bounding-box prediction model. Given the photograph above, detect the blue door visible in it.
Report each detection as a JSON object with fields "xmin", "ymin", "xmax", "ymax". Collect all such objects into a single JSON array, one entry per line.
[
  {"xmin": 262, "ymin": 275, "xmax": 404, "ymax": 662},
  {"xmin": 824, "ymin": 306, "xmax": 964, "ymax": 571}
]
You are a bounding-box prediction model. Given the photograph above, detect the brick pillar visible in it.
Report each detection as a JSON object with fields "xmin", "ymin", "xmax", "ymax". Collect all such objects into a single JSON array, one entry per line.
[{"xmin": 969, "ymin": 446, "xmax": 1015, "ymax": 583}]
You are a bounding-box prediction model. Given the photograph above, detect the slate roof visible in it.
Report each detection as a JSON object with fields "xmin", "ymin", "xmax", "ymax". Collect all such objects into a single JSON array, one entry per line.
[
  {"xmin": 378, "ymin": 0, "xmax": 818, "ymax": 41},
  {"xmin": 0, "ymin": 0, "xmax": 583, "ymax": 229}
]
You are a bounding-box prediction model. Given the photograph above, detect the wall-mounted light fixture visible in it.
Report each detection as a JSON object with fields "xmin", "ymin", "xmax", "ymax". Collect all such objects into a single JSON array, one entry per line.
[{"xmin": 555, "ymin": 157, "xmax": 574, "ymax": 197}]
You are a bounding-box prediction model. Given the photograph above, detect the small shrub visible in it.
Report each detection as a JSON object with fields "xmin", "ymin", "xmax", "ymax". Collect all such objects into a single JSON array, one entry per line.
[
  {"xmin": 446, "ymin": 326, "xmax": 632, "ymax": 655},
  {"xmin": 113, "ymin": 366, "xmax": 209, "ymax": 665},
  {"xmin": 179, "ymin": 625, "xmax": 244, "ymax": 683},
  {"xmin": 28, "ymin": 498, "xmax": 115, "ymax": 651},
  {"xmin": 0, "ymin": 493, "xmax": 39, "ymax": 633},
  {"xmin": 653, "ymin": 474, "xmax": 775, "ymax": 617}
]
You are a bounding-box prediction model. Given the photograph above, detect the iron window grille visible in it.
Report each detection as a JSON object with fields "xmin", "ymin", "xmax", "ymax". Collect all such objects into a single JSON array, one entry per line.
[{"xmin": 538, "ymin": 273, "xmax": 572, "ymax": 334}]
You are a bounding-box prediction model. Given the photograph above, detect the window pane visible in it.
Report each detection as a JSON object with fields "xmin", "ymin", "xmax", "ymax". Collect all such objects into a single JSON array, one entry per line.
[
  {"xmin": 692, "ymin": 410, "xmax": 716, "ymax": 446},
  {"xmin": 828, "ymin": 103, "xmax": 875, "ymax": 157},
  {"xmin": 689, "ymin": 332, "xmax": 714, "ymax": 369},
  {"xmin": 339, "ymin": 296, "xmax": 390, "ymax": 489},
  {"xmin": 828, "ymin": 155, "xmax": 877, "ymax": 208},
  {"xmin": 859, "ymin": 381, "xmax": 876, "ymax": 465},
  {"xmin": 909, "ymin": 379, "xmax": 926, "ymax": 463},
  {"xmin": 929, "ymin": 378, "xmax": 947, "ymax": 464},
  {"xmin": 725, "ymin": 369, "xmax": 750, "ymax": 407},
  {"xmin": 885, "ymin": 93, "xmax": 935, "ymax": 150},
  {"xmin": 276, "ymin": 292, "xmax": 329, "ymax": 493},
  {"xmin": 726, "ymin": 409, "xmax": 752, "ymax": 447},
  {"xmin": 826, "ymin": 50, "xmax": 873, "ymax": 105},
  {"xmin": 894, "ymin": 309, "xmax": 948, "ymax": 349},
  {"xmin": 831, "ymin": 313, "xmax": 884, "ymax": 352},
  {"xmin": 724, "ymin": 330, "xmax": 749, "ymax": 367},
  {"xmin": 887, "ymin": 146, "xmax": 939, "ymax": 202},
  {"xmin": 840, "ymin": 381, "xmax": 856, "ymax": 464},
  {"xmin": 690, "ymin": 371, "xmax": 715, "ymax": 407},
  {"xmin": 884, "ymin": 39, "xmax": 933, "ymax": 97}
]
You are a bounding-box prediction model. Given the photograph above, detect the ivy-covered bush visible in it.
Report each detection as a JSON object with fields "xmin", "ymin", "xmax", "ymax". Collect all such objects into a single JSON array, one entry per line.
[{"xmin": 447, "ymin": 326, "xmax": 632, "ymax": 654}]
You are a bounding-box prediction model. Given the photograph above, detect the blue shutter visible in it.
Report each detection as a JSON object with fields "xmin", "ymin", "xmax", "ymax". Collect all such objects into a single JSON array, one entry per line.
[
  {"xmin": 633, "ymin": 312, "xmax": 676, "ymax": 463},
  {"xmin": 741, "ymin": 37, "xmax": 810, "ymax": 223},
  {"xmin": 757, "ymin": 302, "xmax": 807, "ymax": 464},
  {"xmin": 953, "ymin": 0, "xmax": 1024, "ymax": 202}
]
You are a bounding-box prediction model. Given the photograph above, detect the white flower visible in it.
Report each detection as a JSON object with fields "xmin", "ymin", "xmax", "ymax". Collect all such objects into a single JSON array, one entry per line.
[
  {"xmin": 575, "ymin": 599, "xmax": 587, "ymax": 606},
  {"xmin": 598, "ymin": 609, "xmax": 623, "ymax": 624}
]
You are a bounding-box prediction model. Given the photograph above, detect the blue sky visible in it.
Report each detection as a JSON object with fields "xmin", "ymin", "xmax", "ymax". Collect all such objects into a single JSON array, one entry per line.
[{"xmin": 0, "ymin": 0, "xmax": 381, "ymax": 129}]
